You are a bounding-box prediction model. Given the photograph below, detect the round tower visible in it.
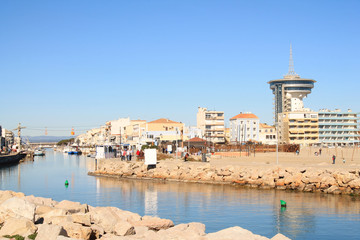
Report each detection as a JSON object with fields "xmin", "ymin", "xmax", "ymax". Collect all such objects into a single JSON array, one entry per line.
[{"xmin": 268, "ymin": 45, "xmax": 316, "ymax": 122}]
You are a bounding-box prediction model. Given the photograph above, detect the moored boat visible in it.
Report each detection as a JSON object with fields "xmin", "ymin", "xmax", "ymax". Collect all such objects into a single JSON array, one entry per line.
[
  {"xmin": 0, "ymin": 152, "xmax": 27, "ymax": 165},
  {"xmin": 68, "ymin": 145, "xmax": 82, "ymax": 155},
  {"xmin": 34, "ymin": 148, "xmax": 45, "ymax": 156}
]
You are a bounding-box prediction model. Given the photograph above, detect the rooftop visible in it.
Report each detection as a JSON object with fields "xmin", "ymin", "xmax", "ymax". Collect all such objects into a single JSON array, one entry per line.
[
  {"xmin": 260, "ymin": 123, "xmax": 274, "ymax": 129},
  {"xmin": 148, "ymin": 118, "xmax": 181, "ymax": 124},
  {"xmin": 230, "ymin": 113, "xmax": 259, "ymax": 120}
]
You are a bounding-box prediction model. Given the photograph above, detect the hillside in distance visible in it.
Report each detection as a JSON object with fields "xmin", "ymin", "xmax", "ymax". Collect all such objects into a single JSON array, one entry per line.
[{"xmin": 25, "ymin": 136, "xmax": 74, "ymax": 143}]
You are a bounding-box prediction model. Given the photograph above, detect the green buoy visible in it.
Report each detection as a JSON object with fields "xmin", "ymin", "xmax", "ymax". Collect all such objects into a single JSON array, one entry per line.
[
  {"xmin": 280, "ymin": 200, "xmax": 287, "ymax": 207},
  {"xmin": 65, "ymin": 180, "xmax": 69, "ymax": 186}
]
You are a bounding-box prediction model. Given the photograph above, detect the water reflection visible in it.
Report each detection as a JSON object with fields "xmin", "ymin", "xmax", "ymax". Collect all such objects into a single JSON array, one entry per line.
[{"xmin": 0, "ymin": 150, "xmax": 359, "ymax": 240}]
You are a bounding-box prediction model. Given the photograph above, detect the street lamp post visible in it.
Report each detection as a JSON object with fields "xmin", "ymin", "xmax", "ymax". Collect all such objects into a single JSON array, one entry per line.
[{"xmin": 276, "ymin": 122, "xmax": 279, "ymax": 165}]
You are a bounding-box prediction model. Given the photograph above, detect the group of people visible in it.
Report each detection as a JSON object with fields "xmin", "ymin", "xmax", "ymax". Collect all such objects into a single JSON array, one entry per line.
[{"xmin": 119, "ymin": 148, "xmax": 144, "ymax": 161}]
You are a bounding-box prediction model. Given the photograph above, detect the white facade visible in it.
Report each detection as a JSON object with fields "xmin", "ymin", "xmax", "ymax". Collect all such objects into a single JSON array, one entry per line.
[
  {"xmin": 318, "ymin": 109, "xmax": 360, "ymax": 146},
  {"xmin": 109, "ymin": 117, "xmax": 131, "ymax": 135},
  {"xmin": 230, "ymin": 113, "xmax": 260, "ymax": 143},
  {"xmin": 184, "ymin": 126, "xmax": 203, "ymax": 140}
]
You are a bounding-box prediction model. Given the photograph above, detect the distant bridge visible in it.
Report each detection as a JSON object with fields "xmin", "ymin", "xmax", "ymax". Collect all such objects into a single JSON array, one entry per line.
[{"xmin": 28, "ymin": 142, "xmax": 57, "ymax": 148}]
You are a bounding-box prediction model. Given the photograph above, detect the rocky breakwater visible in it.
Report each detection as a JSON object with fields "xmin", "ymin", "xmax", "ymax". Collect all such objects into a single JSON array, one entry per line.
[
  {"xmin": 90, "ymin": 159, "xmax": 360, "ymax": 195},
  {"xmin": 0, "ymin": 190, "xmax": 290, "ymax": 240}
]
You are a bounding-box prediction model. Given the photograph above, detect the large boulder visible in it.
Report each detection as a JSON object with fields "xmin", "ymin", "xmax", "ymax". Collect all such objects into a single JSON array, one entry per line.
[
  {"xmin": 271, "ymin": 233, "xmax": 291, "ymax": 240},
  {"xmin": 71, "ymin": 213, "xmax": 91, "ymax": 226},
  {"xmin": 40, "ymin": 208, "xmax": 69, "ymax": 224},
  {"xmin": 0, "ymin": 191, "xmax": 25, "ymax": 204},
  {"xmin": 134, "ymin": 216, "xmax": 174, "ymax": 231},
  {"xmin": 24, "ymin": 195, "xmax": 58, "ymax": 207},
  {"xmin": 36, "ymin": 224, "xmax": 68, "ymax": 240},
  {"xmin": 348, "ymin": 178, "xmax": 360, "ymax": 189},
  {"xmin": 157, "ymin": 222, "xmax": 206, "ymax": 239},
  {"xmin": 206, "ymin": 226, "xmax": 269, "ymax": 240},
  {"xmin": 36, "ymin": 205, "xmax": 55, "ymax": 215},
  {"xmin": 61, "ymin": 222, "xmax": 93, "ymax": 240},
  {"xmin": 113, "ymin": 221, "xmax": 135, "ymax": 236},
  {"xmin": 0, "ymin": 217, "xmax": 37, "ymax": 237},
  {"xmin": 90, "ymin": 224, "xmax": 105, "ymax": 239},
  {"xmin": 88, "ymin": 207, "xmax": 124, "ymax": 232},
  {"xmin": 55, "ymin": 200, "xmax": 88, "ymax": 214},
  {"xmin": 0, "ymin": 197, "xmax": 36, "ymax": 221}
]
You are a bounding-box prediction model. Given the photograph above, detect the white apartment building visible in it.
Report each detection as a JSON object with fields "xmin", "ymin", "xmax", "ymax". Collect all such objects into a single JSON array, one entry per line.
[
  {"xmin": 197, "ymin": 107, "xmax": 225, "ymax": 143},
  {"xmin": 259, "ymin": 123, "xmax": 277, "ymax": 145},
  {"xmin": 318, "ymin": 109, "xmax": 360, "ymax": 146},
  {"xmin": 230, "ymin": 113, "xmax": 259, "ymax": 143}
]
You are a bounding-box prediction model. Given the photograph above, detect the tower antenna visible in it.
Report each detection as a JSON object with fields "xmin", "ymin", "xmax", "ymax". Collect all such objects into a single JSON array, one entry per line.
[{"xmin": 288, "ymin": 44, "xmax": 296, "ymax": 75}]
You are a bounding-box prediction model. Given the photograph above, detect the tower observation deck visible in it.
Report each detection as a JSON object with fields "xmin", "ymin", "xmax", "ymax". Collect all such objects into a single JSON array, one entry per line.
[{"xmin": 268, "ymin": 45, "xmax": 316, "ymax": 123}]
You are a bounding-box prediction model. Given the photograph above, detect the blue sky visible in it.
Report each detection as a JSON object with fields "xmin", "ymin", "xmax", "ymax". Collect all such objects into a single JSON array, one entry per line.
[{"xmin": 1, "ymin": 0, "xmax": 359, "ymax": 136}]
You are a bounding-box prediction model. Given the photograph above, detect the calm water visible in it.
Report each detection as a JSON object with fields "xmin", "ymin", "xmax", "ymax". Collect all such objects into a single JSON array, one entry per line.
[{"xmin": 1, "ymin": 149, "xmax": 360, "ymax": 240}]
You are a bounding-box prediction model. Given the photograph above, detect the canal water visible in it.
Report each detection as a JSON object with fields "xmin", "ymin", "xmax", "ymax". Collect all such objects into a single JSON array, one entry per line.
[{"xmin": 0, "ymin": 149, "xmax": 359, "ymax": 240}]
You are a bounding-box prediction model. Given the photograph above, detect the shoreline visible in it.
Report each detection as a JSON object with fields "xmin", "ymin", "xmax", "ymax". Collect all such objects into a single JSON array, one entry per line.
[
  {"xmin": 0, "ymin": 190, "xmax": 290, "ymax": 240},
  {"xmin": 89, "ymin": 157, "xmax": 360, "ymax": 195}
]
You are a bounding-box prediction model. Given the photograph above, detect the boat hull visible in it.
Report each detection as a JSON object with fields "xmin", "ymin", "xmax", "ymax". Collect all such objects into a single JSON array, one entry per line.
[{"xmin": 0, "ymin": 152, "xmax": 27, "ymax": 166}]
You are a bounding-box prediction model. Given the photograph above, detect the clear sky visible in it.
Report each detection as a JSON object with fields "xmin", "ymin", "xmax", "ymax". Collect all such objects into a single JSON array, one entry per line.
[{"xmin": 1, "ymin": 0, "xmax": 359, "ymax": 136}]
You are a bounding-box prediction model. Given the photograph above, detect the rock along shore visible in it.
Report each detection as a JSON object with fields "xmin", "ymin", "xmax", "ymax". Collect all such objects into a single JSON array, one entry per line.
[
  {"xmin": 0, "ymin": 190, "xmax": 290, "ymax": 240},
  {"xmin": 90, "ymin": 159, "xmax": 360, "ymax": 195}
]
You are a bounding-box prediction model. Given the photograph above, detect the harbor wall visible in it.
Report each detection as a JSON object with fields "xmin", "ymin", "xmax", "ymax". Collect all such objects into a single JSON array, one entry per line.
[{"xmin": 90, "ymin": 159, "xmax": 360, "ymax": 195}]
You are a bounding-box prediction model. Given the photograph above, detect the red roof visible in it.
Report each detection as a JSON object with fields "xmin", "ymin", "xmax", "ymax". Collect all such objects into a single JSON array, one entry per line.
[
  {"xmin": 259, "ymin": 123, "xmax": 274, "ymax": 128},
  {"xmin": 148, "ymin": 118, "xmax": 180, "ymax": 124},
  {"xmin": 188, "ymin": 137, "xmax": 206, "ymax": 142},
  {"xmin": 230, "ymin": 113, "xmax": 259, "ymax": 120}
]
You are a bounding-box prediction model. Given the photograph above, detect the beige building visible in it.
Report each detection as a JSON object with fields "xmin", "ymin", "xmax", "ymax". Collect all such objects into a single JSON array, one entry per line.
[
  {"xmin": 123, "ymin": 120, "xmax": 147, "ymax": 145},
  {"xmin": 197, "ymin": 107, "xmax": 225, "ymax": 143},
  {"xmin": 278, "ymin": 111, "xmax": 319, "ymax": 145},
  {"xmin": 144, "ymin": 118, "xmax": 185, "ymax": 143},
  {"xmin": 147, "ymin": 118, "xmax": 184, "ymax": 132},
  {"xmin": 259, "ymin": 123, "xmax": 277, "ymax": 145}
]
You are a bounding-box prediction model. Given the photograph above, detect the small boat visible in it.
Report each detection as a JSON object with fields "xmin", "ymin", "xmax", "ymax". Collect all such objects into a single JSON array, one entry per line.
[
  {"xmin": 34, "ymin": 148, "xmax": 45, "ymax": 156},
  {"xmin": 68, "ymin": 146, "xmax": 82, "ymax": 155}
]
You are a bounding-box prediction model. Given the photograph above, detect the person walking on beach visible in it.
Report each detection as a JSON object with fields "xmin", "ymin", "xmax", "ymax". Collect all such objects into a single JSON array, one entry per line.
[
  {"xmin": 319, "ymin": 148, "xmax": 322, "ymax": 155},
  {"xmin": 332, "ymin": 155, "xmax": 336, "ymax": 164}
]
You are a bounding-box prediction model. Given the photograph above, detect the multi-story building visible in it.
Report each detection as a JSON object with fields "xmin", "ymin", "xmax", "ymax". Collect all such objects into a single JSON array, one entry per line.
[
  {"xmin": 278, "ymin": 111, "xmax": 319, "ymax": 145},
  {"xmin": 197, "ymin": 107, "xmax": 225, "ymax": 143},
  {"xmin": 144, "ymin": 118, "xmax": 184, "ymax": 143},
  {"xmin": 125, "ymin": 120, "xmax": 147, "ymax": 145},
  {"xmin": 318, "ymin": 109, "xmax": 360, "ymax": 146},
  {"xmin": 268, "ymin": 45, "xmax": 316, "ymax": 123},
  {"xmin": 259, "ymin": 123, "xmax": 277, "ymax": 145},
  {"xmin": 107, "ymin": 117, "xmax": 131, "ymax": 144},
  {"xmin": 229, "ymin": 113, "xmax": 259, "ymax": 143},
  {"xmin": 2, "ymin": 128, "xmax": 14, "ymax": 146}
]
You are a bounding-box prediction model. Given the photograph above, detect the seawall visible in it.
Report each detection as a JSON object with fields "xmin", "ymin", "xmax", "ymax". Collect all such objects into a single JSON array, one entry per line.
[{"xmin": 89, "ymin": 159, "xmax": 360, "ymax": 195}]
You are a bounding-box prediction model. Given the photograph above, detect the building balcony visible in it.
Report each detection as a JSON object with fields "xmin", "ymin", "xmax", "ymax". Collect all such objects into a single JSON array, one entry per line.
[
  {"xmin": 319, "ymin": 117, "xmax": 358, "ymax": 120},
  {"xmin": 319, "ymin": 128, "xmax": 359, "ymax": 131},
  {"xmin": 320, "ymin": 123, "xmax": 358, "ymax": 126}
]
